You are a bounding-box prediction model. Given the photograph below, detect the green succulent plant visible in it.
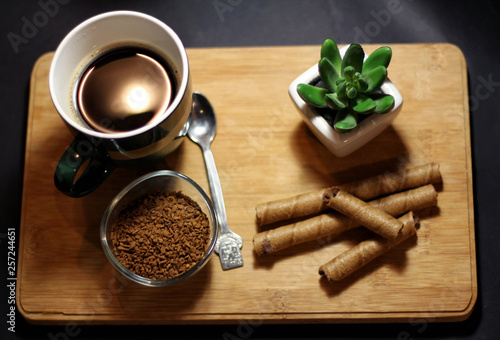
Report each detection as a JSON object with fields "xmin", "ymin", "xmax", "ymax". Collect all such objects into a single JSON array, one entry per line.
[{"xmin": 297, "ymin": 38, "xmax": 395, "ymax": 133}]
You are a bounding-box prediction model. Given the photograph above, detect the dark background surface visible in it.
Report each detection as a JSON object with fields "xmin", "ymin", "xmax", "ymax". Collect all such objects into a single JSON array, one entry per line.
[{"xmin": 1, "ymin": 1, "xmax": 499, "ymax": 339}]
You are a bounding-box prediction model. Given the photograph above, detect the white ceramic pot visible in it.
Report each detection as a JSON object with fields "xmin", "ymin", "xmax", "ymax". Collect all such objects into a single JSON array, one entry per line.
[{"xmin": 288, "ymin": 45, "xmax": 403, "ymax": 157}]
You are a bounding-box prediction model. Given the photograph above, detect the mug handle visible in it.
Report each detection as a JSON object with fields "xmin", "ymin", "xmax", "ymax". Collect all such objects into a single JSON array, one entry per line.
[{"xmin": 54, "ymin": 133, "xmax": 116, "ymax": 197}]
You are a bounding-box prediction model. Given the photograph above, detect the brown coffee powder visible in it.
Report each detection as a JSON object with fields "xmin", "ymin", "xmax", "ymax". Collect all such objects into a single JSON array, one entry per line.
[{"xmin": 110, "ymin": 190, "xmax": 211, "ymax": 280}]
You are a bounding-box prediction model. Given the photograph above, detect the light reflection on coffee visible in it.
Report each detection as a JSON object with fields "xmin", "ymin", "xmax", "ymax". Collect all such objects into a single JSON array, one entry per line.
[{"xmin": 77, "ymin": 47, "xmax": 176, "ymax": 133}]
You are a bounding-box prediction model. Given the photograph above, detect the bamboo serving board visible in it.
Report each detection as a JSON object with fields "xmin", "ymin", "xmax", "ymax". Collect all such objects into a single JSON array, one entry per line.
[{"xmin": 18, "ymin": 44, "xmax": 476, "ymax": 324}]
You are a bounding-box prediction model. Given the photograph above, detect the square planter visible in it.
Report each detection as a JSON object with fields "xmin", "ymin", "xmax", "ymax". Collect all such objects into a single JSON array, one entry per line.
[{"xmin": 288, "ymin": 46, "xmax": 403, "ymax": 157}]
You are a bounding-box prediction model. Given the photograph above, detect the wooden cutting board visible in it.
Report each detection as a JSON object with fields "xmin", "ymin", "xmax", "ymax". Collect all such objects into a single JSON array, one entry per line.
[{"xmin": 17, "ymin": 44, "xmax": 476, "ymax": 324}]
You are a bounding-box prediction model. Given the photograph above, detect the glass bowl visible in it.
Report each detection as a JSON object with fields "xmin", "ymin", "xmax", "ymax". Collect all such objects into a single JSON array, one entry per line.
[{"xmin": 100, "ymin": 170, "xmax": 218, "ymax": 287}]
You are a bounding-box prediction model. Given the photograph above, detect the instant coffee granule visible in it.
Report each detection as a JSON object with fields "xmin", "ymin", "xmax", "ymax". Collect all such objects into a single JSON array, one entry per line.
[{"xmin": 110, "ymin": 190, "xmax": 211, "ymax": 280}]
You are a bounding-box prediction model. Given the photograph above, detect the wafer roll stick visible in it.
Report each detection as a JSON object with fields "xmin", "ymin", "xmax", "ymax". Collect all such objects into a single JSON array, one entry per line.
[
  {"xmin": 253, "ymin": 184, "xmax": 437, "ymax": 256},
  {"xmin": 255, "ymin": 162, "xmax": 441, "ymax": 226},
  {"xmin": 254, "ymin": 213, "xmax": 357, "ymax": 256},
  {"xmin": 323, "ymin": 188, "xmax": 403, "ymax": 240},
  {"xmin": 256, "ymin": 190, "xmax": 326, "ymax": 226},
  {"xmin": 319, "ymin": 211, "xmax": 418, "ymax": 282}
]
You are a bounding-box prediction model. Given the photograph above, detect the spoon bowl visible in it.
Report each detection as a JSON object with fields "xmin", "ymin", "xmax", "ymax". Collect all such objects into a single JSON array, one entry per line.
[{"xmin": 188, "ymin": 94, "xmax": 217, "ymax": 146}]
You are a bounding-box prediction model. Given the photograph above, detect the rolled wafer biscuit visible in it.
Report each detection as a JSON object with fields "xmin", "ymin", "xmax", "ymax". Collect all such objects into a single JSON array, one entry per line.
[
  {"xmin": 323, "ymin": 187, "xmax": 403, "ymax": 240},
  {"xmin": 254, "ymin": 212, "xmax": 357, "ymax": 256},
  {"xmin": 253, "ymin": 184, "xmax": 437, "ymax": 256},
  {"xmin": 255, "ymin": 162, "xmax": 441, "ymax": 226},
  {"xmin": 319, "ymin": 211, "xmax": 419, "ymax": 282}
]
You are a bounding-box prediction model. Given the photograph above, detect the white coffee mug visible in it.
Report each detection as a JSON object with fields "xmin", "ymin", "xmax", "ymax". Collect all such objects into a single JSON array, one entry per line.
[{"xmin": 49, "ymin": 11, "xmax": 193, "ymax": 197}]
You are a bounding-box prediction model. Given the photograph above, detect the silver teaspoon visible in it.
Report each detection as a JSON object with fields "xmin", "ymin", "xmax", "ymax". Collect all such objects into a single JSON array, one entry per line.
[{"xmin": 188, "ymin": 92, "xmax": 243, "ymax": 270}]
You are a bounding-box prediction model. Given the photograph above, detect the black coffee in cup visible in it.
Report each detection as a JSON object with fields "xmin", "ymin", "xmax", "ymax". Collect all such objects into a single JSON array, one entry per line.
[
  {"xmin": 51, "ymin": 11, "xmax": 193, "ymax": 197},
  {"xmin": 76, "ymin": 47, "xmax": 177, "ymax": 133}
]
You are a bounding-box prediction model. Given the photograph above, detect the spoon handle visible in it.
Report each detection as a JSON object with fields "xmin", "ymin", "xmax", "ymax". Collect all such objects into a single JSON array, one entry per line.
[{"xmin": 201, "ymin": 145, "xmax": 231, "ymax": 234}]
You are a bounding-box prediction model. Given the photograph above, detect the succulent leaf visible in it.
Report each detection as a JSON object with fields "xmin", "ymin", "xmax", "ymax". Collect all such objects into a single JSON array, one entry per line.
[
  {"xmin": 360, "ymin": 65, "xmax": 387, "ymax": 93},
  {"xmin": 341, "ymin": 44, "xmax": 364, "ymax": 76},
  {"xmin": 343, "ymin": 66, "xmax": 356, "ymax": 82},
  {"xmin": 334, "ymin": 110, "xmax": 358, "ymax": 133},
  {"xmin": 362, "ymin": 46, "xmax": 392, "ymax": 74},
  {"xmin": 347, "ymin": 86, "xmax": 358, "ymax": 99},
  {"xmin": 297, "ymin": 83, "xmax": 329, "ymax": 108},
  {"xmin": 336, "ymin": 80, "xmax": 347, "ymax": 99},
  {"xmin": 372, "ymin": 94, "xmax": 395, "ymax": 113},
  {"xmin": 320, "ymin": 38, "xmax": 342, "ymax": 74},
  {"xmin": 319, "ymin": 58, "xmax": 340, "ymax": 92},
  {"xmin": 352, "ymin": 94, "xmax": 376, "ymax": 114},
  {"xmin": 325, "ymin": 93, "xmax": 348, "ymax": 111},
  {"xmin": 356, "ymin": 78, "xmax": 369, "ymax": 92}
]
